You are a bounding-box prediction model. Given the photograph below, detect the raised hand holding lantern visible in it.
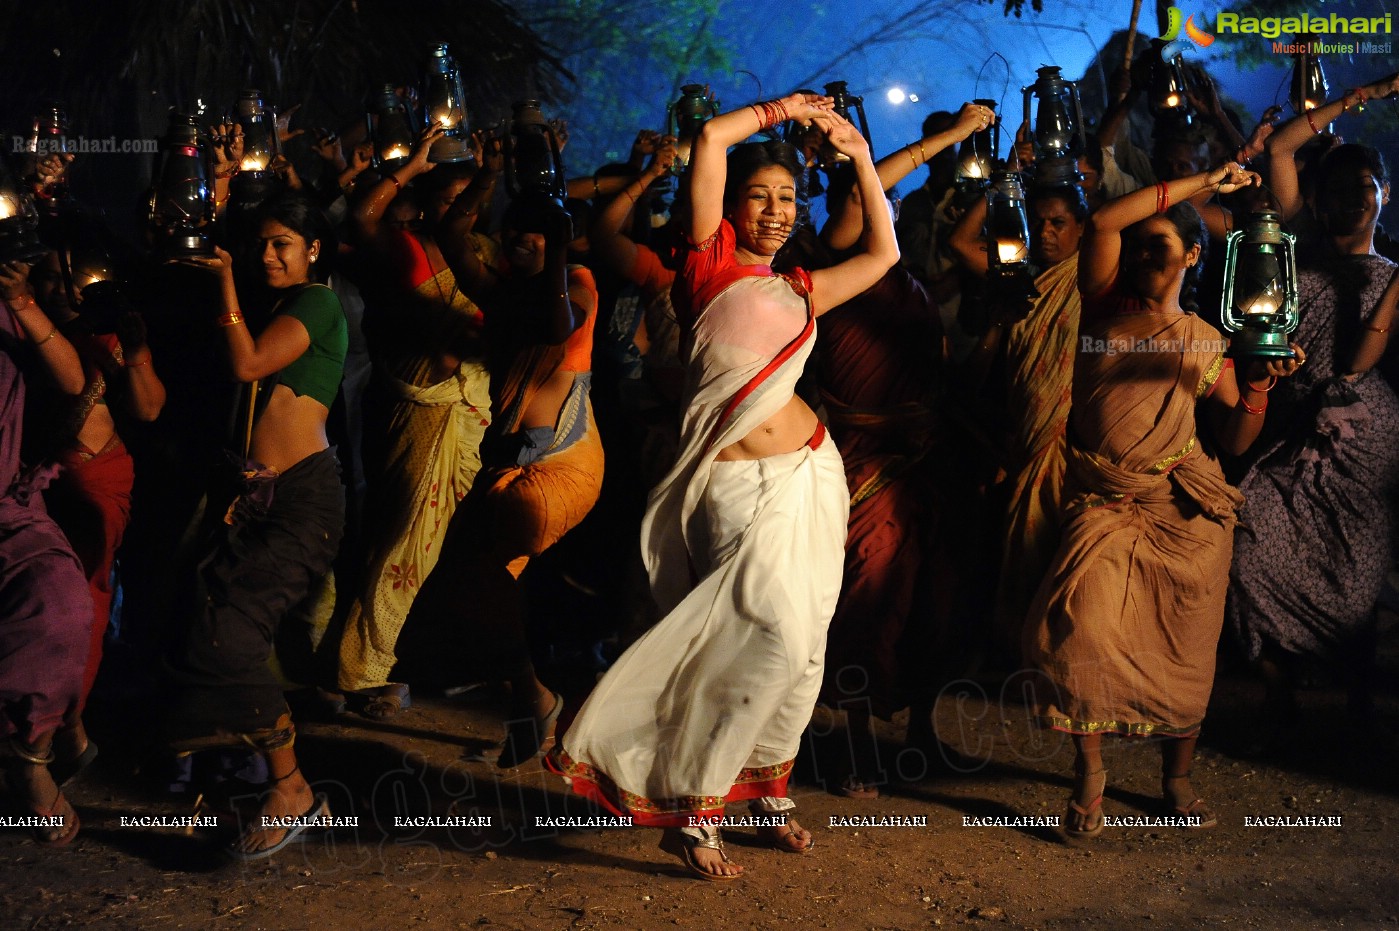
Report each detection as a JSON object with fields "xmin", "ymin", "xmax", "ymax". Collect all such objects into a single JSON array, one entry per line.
[
  {"xmin": 1022, "ymin": 66, "xmax": 1085, "ymax": 186},
  {"xmin": 667, "ymin": 84, "xmax": 720, "ymax": 176},
  {"xmin": 505, "ymin": 100, "xmax": 567, "ymax": 207},
  {"xmin": 1220, "ymin": 210, "xmax": 1299, "ymax": 360},
  {"xmin": 818, "ymin": 80, "xmax": 871, "ymax": 170},
  {"xmin": 955, "ymin": 98, "xmax": 999, "ymax": 192},
  {"xmin": 235, "ymin": 89, "xmax": 279, "ymax": 176},
  {"xmin": 366, "ymin": 84, "xmax": 417, "ymax": 171},
  {"xmin": 147, "ymin": 112, "xmax": 215, "ymax": 259},
  {"xmin": 423, "ymin": 43, "xmax": 473, "ymax": 164}
]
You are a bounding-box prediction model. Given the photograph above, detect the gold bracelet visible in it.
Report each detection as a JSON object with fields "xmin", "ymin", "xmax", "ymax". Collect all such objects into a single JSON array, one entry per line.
[
  {"xmin": 218, "ymin": 312, "xmax": 244, "ymax": 327},
  {"xmin": 36, "ymin": 326, "xmax": 58, "ymax": 345},
  {"xmin": 917, "ymin": 141, "xmax": 929, "ymax": 163},
  {"xmin": 907, "ymin": 146, "xmax": 919, "ymax": 170}
]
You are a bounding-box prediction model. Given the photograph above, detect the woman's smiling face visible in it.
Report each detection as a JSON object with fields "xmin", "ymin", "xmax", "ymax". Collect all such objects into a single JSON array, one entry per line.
[
  {"xmin": 258, "ymin": 220, "xmax": 318, "ymax": 288},
  {"xmin": 727, "ymin": 165, "xmax": 797, "ymax": 258}
]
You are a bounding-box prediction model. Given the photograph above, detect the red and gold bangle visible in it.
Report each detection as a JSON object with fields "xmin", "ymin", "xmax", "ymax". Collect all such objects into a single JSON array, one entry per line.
[
  {"xmin": 217, "ymin": 311, "xmax": 244, "ymax": 328},
  {"xmin": 1305, "ymin": 110, "xmax": 1322, "ymax": 135},
  {"xmin": 124, "ymin": 354, "xmax": 152, "ymax": 368},
  {"xmin": 1155, "ymin": 182, "xmax": 1170, "ymax": 215}
]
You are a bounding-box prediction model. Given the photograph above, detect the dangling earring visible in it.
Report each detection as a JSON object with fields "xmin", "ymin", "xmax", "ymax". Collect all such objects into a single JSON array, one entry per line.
[{"xmin": 310, "ymin": 254, "xmax": 318, "ymax": 263}]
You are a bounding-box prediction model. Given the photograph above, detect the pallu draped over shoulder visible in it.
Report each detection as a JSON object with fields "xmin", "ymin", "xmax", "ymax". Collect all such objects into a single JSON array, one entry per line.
[
  {"xmin": 553, "ymin": 220, "xmax": 848, "ymax": 826},
  {"xmin": 993, "ymin": 254, "xmax": 1080, "ymax": 653},
  {"xmin": 1023, "ymin": 291, "xmax": 1239, "ymax": 737}
]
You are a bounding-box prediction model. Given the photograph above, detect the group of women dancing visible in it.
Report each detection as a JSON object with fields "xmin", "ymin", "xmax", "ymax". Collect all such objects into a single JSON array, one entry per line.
[{"xmin": 1, "ymin": 61, "xmax": 1397, "ymax": 877}]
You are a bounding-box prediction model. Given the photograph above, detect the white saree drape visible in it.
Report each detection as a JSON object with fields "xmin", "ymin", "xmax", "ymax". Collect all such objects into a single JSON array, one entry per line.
[{"xmin": 554, "ymin": 273, "xmax": 848, "ymax": 826}]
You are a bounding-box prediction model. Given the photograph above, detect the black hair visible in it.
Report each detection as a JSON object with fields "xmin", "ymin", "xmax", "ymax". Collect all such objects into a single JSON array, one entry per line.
[
  {"xmin": 1028, "ymin": 183, "xmax": 1090, "ymax": 222},
  {"xmin": 255, "ymin": 192, "xmax": 337, "ymax": 281},
  {"xmin": 722, "ymin": 140, "xmax": 804, "ymax": 207}
]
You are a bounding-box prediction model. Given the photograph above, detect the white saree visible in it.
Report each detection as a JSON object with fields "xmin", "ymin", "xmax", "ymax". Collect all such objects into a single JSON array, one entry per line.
[{"xmin": 553, "ymin": 266, "xmax": 848, "ymax": 826}]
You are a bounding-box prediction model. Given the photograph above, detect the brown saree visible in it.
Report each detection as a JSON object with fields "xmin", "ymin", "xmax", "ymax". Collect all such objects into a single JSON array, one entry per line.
[{"xmin": 1023, "ymin": 304, "xmax": 1239, "ymax": 736}]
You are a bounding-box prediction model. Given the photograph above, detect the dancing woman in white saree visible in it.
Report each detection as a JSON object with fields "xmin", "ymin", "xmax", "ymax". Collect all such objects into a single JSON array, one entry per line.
[{"xmin": 550, "ymin": 91, "xmax": 905, "ymax": 880}]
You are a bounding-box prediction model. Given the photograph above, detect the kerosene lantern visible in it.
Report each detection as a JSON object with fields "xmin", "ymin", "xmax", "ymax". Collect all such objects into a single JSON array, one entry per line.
[
  {"xmin": 1022, "ymin": 65, "xmax": 1085, "ymax": 186},
  {"xmin": 26, "ymin": 105, "xmax": 73, "ymax": 209},
  {"xmin": 505, "ymin": 100, "xmax": 567, "ymax": 208},
  {"xmin": 422, "ymin": 43, "xmax": 473, "ymax": 163},
  {"xmin": 1149, "ymin": 42, "xmax": 1193, "ymax": 122},
  {"xmin": 0, "ymin": 159, "xmax": 48, "ymax": 264},
  {"xmin": 366, "ymin": 84, "xmax": 417, "ymax": 171},
  {"xmin": 234, "ymin": 89, "xmax": 280, "ymax": 177},
  {"xmin": 147, "ymin": 112, "xmax": 215, "ymax": 259},
  {"xmin": 955, "ymin": 98, "xmax": 998, "ymax": 193},
  {"xmin": 818, "ymin": 80, "xmax": 872, "ymax": 170},
  {"xmin": 667, "ymin": 84, "xmax": 720, "ymax": 176},
  {"xmin": 1220, "ymin": 210, "xmax": 1299, "ymax": 359},
  {"xmin": 1290, "ymin": 35, "xmax": 1329, "ymax": 114},
  {"xmin": 986, "ymin": 170, "xmax": 1031, "ymax": 272}
]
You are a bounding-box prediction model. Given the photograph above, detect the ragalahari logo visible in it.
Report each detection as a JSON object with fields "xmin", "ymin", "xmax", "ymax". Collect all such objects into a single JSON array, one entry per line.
[{"xmin": 1160, "ymin": 6, "xmax": 1215, "ymax": 59}]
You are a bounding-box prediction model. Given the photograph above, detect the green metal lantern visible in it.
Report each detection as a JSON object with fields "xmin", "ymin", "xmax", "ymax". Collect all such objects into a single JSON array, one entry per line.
[{"xmin": 1220, "ymin": 210, "xmax": 1299, "ymax": 359}]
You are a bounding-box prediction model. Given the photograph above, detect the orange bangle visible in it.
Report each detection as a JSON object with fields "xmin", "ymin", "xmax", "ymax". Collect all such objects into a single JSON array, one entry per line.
[
  {"xmin": 1247, "ymin": 375, "xmax": 1277, "ymax": 393},
  {"xmin": 1240, "ymin": 395, "xmax": 1267, "ymax": 415},
  {"xmin": 1305, "ymin": 110, "xmax": 1321, "ymax": 135},
  {"xmin": 124, "ymin": 355, "xmax": 152, "ymax": 368}
]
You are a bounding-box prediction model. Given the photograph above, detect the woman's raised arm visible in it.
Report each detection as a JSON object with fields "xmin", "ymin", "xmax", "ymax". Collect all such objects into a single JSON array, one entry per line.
[
  {"xmin": 685, "ymin": 92, "xmax": 832, "ymax": 245},
  {"xmin": 807, "ymin": 112, "xmax": 899, "ymax": 315}
]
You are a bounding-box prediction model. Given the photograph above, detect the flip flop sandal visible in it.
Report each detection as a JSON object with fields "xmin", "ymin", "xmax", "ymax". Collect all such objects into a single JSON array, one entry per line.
[
  {"xmin": 765, "ymin": 824, "xmax": 816, "ymax": 854},
  {"xmin": 50, "ymin": 740, "xmax": 99, "ymax": 788},
  {"xmin": 1172, "ymin": 798, "xmax": 1218, "ymax": 830},
  {"xmin": 1065, "ymin": 768, "xmax": 1107, "ymax": 839},
  {"xmin": 361, "ymin": 684, "xmax": 411, "ymax": 721},
  {"xmin": 227, "ymin": 793, "xmax": 331, "ymax": 861},
  {"xmin": 839, "ymin": 774, "xmax": 880, "ymax": 800},
  {"xmin": 1065, "ymin": 794, "xmax": 1105, "ymax": 839},
  {"xmin": 3, "ymin": 744, "xmax": 81, "ymax": 848},
  {"xmin": 496, "ymin": 692, "xmax": 564, "ymax": 769},
  {"xmin": 659, "ymin": 829, "xmax": 743, "ymax": 882}
]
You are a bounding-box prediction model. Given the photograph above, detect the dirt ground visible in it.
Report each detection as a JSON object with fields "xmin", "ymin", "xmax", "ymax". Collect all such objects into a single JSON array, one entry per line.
[{"xmin": 5, "ymin": 630, "xmax": 1399, "ymax": 931}]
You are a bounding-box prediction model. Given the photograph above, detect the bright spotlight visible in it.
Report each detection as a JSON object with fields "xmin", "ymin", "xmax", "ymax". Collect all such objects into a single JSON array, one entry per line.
[{"xmin": 886, "ymin": 87, "xmax": 907, "ymax": 105}]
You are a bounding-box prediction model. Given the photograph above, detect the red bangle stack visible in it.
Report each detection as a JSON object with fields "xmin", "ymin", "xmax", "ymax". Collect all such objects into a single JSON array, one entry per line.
[
  {"xmin": 749, "ymin": 99, "xmax": 791, "ymax": 132},
  {"xmin": 1155, "ymin": 182, "xmax": 1171, "ymax": 215}
]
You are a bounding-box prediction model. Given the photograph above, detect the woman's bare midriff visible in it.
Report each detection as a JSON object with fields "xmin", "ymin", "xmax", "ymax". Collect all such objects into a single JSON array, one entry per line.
[
  {"xmin": 714, "ymin": 394, "xmax": 820, "ymax": 461},
  {"xmin": 249, "ymin": 384, "xmax": 331, "ymax": 473}
]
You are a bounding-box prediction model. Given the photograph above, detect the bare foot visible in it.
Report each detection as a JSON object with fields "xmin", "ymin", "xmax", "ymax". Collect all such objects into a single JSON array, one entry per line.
[
  {"xmin": 760, "ymin": 816, "xmax": 814, "ymax": 852},
  {"xmin": 233, "ymin": 770, "xmax": 317, "ymax": 856}
]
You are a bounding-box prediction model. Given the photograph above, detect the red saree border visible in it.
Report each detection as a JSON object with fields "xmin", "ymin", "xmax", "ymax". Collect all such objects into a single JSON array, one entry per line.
[
  {"xmin": 700, "ymin": 288, "xmax": 815, "ymax": 456},
  {"xmin": 546, "ymin": 749, "xmax": 794, "ymax": 828}
]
